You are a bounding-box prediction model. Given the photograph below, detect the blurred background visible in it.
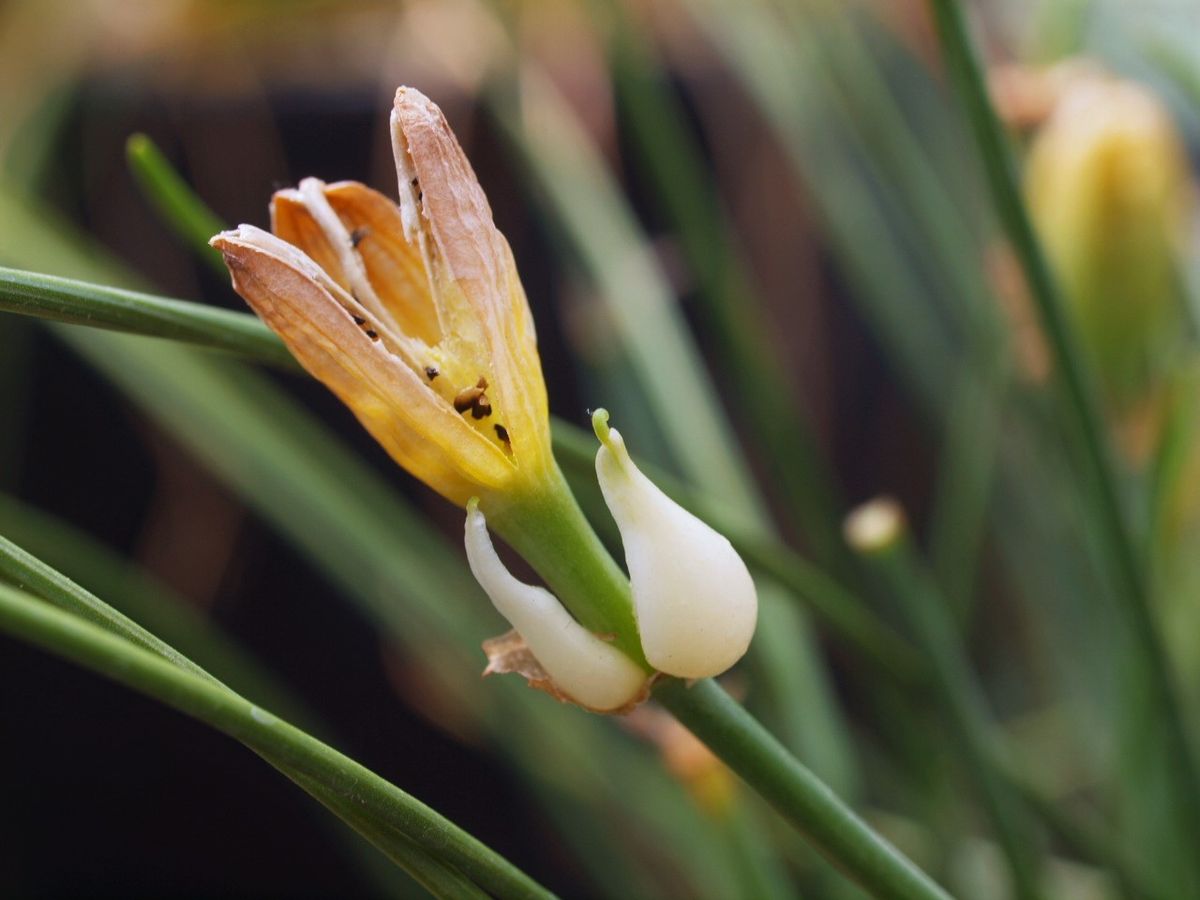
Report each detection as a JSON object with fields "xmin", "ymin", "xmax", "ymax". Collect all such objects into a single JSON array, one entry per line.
[{"xmin": 1, "ymin": 0, "xmax": 1199, "ymax": 897}]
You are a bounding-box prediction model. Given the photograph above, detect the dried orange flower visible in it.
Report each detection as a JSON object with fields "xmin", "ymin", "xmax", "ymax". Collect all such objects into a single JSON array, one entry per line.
[{"xmin": 211, "ymin": 87, "xmax": 552, "ymax": 508}]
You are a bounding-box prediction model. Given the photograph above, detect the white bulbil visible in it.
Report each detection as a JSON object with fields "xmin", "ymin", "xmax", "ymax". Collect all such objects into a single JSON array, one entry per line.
[
  {"xmin": 464, "ymin": 502, "xmax": 647, "ymax": 711},
  {"xmin": 594, "ymin": 416, "xmax": 758, "ymax": 678}
]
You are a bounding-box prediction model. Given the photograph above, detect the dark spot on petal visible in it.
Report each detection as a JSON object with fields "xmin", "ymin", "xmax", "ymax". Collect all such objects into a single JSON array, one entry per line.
[
  {"xmin": 495, "ymin": 424, "xmax": 510, "ymax": 445},
  {"xmin": 352, "ymin": 314, "xmax": 366, "ymax": 326},
  {"xmin": 425, "ymin": 366, "xmax": 439, "ymax": 381},
  {"xmin": 366, "ymin": 329, "xmax": 379, "ymax": 341},
  {"xmin": 349, "ymin": 228, "xmax": 369, "ymax": 248},
  {"xmin": 454, "ymin": 376, "xmax": 492, "ymax": 418},
  {"xmin": 454, "ymin": 386, "xmax": 483, "ymax": 413}
]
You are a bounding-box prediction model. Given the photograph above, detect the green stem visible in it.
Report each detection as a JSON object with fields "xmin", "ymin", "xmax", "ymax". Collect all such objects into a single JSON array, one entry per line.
[
  {"xmin": 925, "ymin": 0, "xmax": 1200, "ymax": 879},
  {"xmin": 0, "ymin": 532, "xmax": 212, "ymax": 680},
  {"xmin": 0, "ymin": 495, "xmax": 413, "ymax": 897},
  {"xmin": 0, "ymin": 494, "xmax": 321, "ymax": 730},
  {"xmin": 854, "ymin": 528, "xmax": 1044, "ymax": 899},
  {"xmin": 656, "ymin": 678, "xmax": 952, "ymax": 900},
  {"xmin": 0, "ymin": 265, "xmax": 295, "ymax": 369},
  {"xmin": 0, "ymin": 582, "xmax": 554, "ymax": 900},
  {"xmin": 0, "ymin": 532, "xmax": 538, "ymax": 897}
]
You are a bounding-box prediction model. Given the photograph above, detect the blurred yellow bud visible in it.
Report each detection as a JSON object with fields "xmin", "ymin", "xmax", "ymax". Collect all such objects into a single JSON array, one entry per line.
[{"xmin": 1025, "ymin": 72, "xmax": 1191, "ymax": 408}]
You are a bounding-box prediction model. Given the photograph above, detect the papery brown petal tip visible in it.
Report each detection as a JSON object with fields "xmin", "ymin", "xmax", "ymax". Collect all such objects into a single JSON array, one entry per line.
[
  {"xmin": 210, "ymin": 225, "xmax": 261, "ymax": 251},
  {"xmin": 209, "ymin": 228, "xmax": 260, "ymax": 273},
  {"xmin": 394, "ymin": 85, "xmax": 434, "ymax": 113},
  {"xmin": 392, "ymin": 86, "xmax": 455, "ymax": 144},
  {"xmin": 209, "ymin": 229, "xmax": 235, "ymax": 249}
]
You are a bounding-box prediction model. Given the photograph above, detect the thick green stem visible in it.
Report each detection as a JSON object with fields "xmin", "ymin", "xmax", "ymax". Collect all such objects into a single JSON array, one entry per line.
[
  {"xmin": 925, "ymin": 0, "xmax": 1200, "ymax": 882},
  {"xmin": 656, "ymin": 678, "xmax": 952, "ymax": 900}
]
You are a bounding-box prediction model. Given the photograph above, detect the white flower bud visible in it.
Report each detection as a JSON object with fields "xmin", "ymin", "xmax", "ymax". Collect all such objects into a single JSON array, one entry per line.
[
  {"xmin": 593, "ymin": 412, "xmax": 758, "ymax": 678},
  {"xmin": 464, "ymin": 500, "xmax": 648, "ymax": 711}
]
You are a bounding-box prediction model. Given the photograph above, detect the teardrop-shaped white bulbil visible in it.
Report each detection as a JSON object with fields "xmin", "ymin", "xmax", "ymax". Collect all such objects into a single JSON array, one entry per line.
[
  {"xmin": 594, "ymin": 414, "xmax": 758, "ymax": 678},
  {"xmin": 464, "ymin": 501, "xmax": 648, "ymax": 711}
]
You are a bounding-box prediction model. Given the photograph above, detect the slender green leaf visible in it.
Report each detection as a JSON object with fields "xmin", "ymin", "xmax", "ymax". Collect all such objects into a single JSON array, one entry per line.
[
  {"xmin": 0, "ymin": 560, "xmax": 550, "ymax": 899},
  {"xmin": 928, "ymin": 364, "xmax": 1006, "ymax": 624},
  {"xmin": 0, "ymin": 493, "xmax": 418, "ymax": 897},
  {"xmin": 0, "ymin": 265, "xmax": 294, "ymax": 368},
  {"xmin": 126, "ymin": 133, "xmax": 229, "ymax": 275}
]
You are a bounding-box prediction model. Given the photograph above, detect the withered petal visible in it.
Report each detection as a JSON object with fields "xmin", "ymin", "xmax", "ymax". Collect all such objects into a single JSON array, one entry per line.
[
  {"xmin": 273, "ymin": 181, "xmax": 443, "ymax": 347},
  {"xmin": 391, "ymin": 86, "xmax": 550, "ymax": 474},
  {"xmin": 325, "ymin": 181, "xmax": 442, "ymax": 345},
  {"xmin": 210, "ymin": 225, "xmax": 513, "ymax": 503},
  {"xmin": 270, "ymin": 189, "xmax": 347, "ymax": 290}
]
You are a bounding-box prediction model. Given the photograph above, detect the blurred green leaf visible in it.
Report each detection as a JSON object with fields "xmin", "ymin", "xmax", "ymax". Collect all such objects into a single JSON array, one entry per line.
[
  {"xmin": 603, "ymin": 12, "xmax": 845, "ymax": 566},
  {"xmin": 0, "ymin": 539, "xmax": 548, "ymax": 900},
  {"xmin": 0, "ymin": 492, "xmax": 419, "ymax": 896},
  {"xmin": 126, "ymin": 133, "xmax": 229, "ymax": 275}
]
